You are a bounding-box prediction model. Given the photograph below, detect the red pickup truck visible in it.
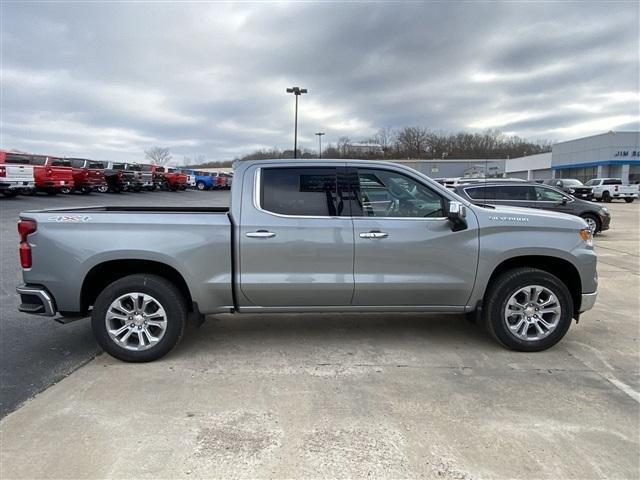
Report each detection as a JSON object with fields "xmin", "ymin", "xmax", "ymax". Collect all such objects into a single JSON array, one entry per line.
[
  {"xmin": 4, "ymin": 153, "xmax": 74, "ymax": 195},
  {"xmin": 65, "ymin": 159, "xmax": 108, "ymax": 194},
  {"xmin": 155, "ymin": 166, "xmax": 188, "ymax": 191}
]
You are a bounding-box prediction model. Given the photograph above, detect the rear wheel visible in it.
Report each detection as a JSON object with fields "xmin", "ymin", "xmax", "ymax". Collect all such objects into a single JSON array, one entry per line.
[
  {"xmin": 602, "ymin": 191, "xmax": 611, "ymax": 203},
  {"xmin": 97, "ymin": 185, "xmax": 108, "ymax": 193},
  {"xmin": 91, "ymin": 274, "xmax": 187, "ymax": 362},
  {"xmin": 196, "ymin": 181, "xmax": 206, "ymax": 190},
  {"xmin": 483, "ymin": 268, "xmax": 573, "ymax": 352},
  {"xmin": 580, "ymin": 213, "xmax": 600, "ymax": 234},
  {"xmin": 624, "ymin": 197, "xmax": 635, "ymax": 203}
]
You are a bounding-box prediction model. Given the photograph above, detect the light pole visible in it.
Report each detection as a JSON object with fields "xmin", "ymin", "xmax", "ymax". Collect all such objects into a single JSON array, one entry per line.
[
  {"xmin": 286, "ymin": 86, "xmax": 307, "ymax": 158},
  {"xmin": 315, "ymin": 132, "xmax": 325, "ymax": 159}
]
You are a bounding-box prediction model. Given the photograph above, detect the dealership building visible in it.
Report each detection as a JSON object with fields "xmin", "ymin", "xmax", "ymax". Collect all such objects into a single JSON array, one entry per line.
[{"xmin": 506, "ymin": 131, "xmax": 640, "ymax": 184}]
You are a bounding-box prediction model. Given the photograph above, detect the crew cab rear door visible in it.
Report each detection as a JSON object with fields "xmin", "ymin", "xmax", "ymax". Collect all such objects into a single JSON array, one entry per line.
[
  {"xmin": 238, "ymin": 165, "xmax": 354, "ymax": 307},
  {"xmin": 350, "ymin": 167, "xmax": 479, "ymax": 307}
]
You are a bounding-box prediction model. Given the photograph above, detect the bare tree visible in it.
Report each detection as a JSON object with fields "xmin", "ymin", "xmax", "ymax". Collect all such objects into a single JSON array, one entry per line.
[
  {"xmin": 337, "ymin": 137, "xmax": 352, "ymax": 157},
  {"xmin": 374, "ymin": 127, "xmax": 395, "ymax": 158},
  {"xmin": 396, "ymin": 126, "xmax": 430, "ymax": 158},
  {"xmin": 144, "ymin": 147, "xmax": 172, "ymax": 166}
]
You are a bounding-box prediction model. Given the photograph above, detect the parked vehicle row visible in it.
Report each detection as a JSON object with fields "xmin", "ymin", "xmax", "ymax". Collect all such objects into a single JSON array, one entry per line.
[{"xmin": 1, "ymin": 150, "xmax": 232, "ymax": 197}]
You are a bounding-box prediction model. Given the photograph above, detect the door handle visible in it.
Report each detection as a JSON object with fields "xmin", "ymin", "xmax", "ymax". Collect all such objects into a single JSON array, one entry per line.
[
  {"xmin": 359, "ymin": 231, "xmax": 388, "ymax": 239},
  {"xmin": 246, "ymin": 230, "xmax": 276, "ymax": 239}
]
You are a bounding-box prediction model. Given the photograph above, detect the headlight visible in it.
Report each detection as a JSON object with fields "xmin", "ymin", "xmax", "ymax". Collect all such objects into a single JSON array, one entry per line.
[{"xmin": 579, "ymin": 228, "xmax": 593, "ymax": 247}]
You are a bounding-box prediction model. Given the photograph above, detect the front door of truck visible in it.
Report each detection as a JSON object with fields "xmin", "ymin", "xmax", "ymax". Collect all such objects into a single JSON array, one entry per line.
[
  {"xmin": 350, "ymin": 167, "xmax": 479, "ymax": 307},
  {"xmin": 239, "ymin": 165, "xmax": 354, "ymax": 307}
]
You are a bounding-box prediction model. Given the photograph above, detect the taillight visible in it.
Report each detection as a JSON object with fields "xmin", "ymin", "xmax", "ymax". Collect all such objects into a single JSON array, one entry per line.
[
  {"xmin": 18, "ymin": 219, "xmax": 37, "ymax": 268},
  {"xmin": 0, "ymin": 165, "xmax": 5, "ymax": 177},
  {"xmin": 614, "ymin": 185, "xmax": 619, "ymax": 192}
]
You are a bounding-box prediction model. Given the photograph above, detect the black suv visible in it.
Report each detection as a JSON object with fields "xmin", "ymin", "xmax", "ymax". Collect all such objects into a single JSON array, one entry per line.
[
  {"xmin": 542, "ymin": 179, "xmax": 593, "ymax": 201},
  {"xmin": 453, "ymin": 182, "xmax": 610, "ymax": 234}
]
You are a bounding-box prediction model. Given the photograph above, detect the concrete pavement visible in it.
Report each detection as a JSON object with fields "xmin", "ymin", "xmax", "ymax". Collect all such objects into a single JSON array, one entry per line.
[{"xmin": 1, "ymin": 202, "xmax": 638, "ymax": 479}]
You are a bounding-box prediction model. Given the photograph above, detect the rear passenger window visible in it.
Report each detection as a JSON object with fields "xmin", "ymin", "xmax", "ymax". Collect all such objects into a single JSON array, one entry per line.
[
  {"xmin": 604, "ymin": 179, "xmax": 622, "ymax": 185},
  {"xmin": 493, "ymin": 185, "xmax": 535, "ymax": 201},
  {"xmin": 464, "ymin": 186, "xmax": 496, "ymax": 201},
  {"xmin": 261, "ymin": 168, "xmax": 341, "ymax": 216}
]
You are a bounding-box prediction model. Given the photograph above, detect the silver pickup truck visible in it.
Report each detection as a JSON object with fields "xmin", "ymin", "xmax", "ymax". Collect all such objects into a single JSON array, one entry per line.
[{"xmin": 16, "ymin": 160, "xmax": 598, "ymax": 362}]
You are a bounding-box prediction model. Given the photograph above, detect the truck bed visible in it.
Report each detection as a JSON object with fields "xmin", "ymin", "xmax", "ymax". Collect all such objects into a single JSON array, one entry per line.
[{"xmin": 25, "ymin": 206, "xmax": 230, "ymax": 214}]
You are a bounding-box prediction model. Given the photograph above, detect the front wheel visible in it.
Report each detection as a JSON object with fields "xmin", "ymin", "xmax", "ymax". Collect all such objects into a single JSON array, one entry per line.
[
  {"xmin": 580, "ymin": 213, "xmax": 600, "ymax": 234},
  {"xmin": 483, "ymin": 268, "xmax": 573, "ymax": 352},
  {"xmin": 624, "ymin": 197, "xmax": 635, "ymax": 203},
  {"xmin": 91, "ymin": 274, "xmax": 187, "ymax": 362}
]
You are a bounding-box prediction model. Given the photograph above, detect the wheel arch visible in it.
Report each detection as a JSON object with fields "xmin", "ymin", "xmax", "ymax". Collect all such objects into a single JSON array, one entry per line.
[
  {"xmin": 80, "ymin": 259, "xmax": 193, "ymax": 314},
  {"xmin": 486, "ymin": 255, "xmax": 582, "ymax": 315}
]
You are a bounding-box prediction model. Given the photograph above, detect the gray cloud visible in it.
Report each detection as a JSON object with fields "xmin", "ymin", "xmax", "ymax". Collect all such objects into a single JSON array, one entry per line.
[{"xmin": 1, "ymin": 1, "xmax": 638, "ymax": 162}]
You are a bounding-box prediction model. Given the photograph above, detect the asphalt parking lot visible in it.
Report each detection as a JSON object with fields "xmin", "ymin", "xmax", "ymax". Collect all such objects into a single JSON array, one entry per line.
[
  {"xmin": 0, "ymin": 189, "xmax": 229, "ymax": 417},
  {"xmin": 0, "ymin": 193, "xmax": 638, "ymax": 479}
]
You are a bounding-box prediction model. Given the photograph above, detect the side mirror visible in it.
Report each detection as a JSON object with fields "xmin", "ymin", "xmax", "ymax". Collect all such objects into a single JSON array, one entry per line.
[
  {"xmin": 561, "ymin": 197, "xmax": 568, "ymax": 205},
  {"xmin": 447, "ymin": 201, "xmax": 467, "ymax": 232}
]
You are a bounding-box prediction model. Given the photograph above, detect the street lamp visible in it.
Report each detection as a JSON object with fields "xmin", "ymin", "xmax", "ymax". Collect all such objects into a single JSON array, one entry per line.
[
  {"xmin": 315, "ymin": 132, "xmax": 325, "ymax": 159},
  {"xmin": 286, "ymin": 86, "xmax": 307, "ymax": 158}
]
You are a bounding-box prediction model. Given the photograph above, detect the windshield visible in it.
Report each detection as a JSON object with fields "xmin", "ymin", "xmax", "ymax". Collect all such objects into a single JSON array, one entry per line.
[
  {"xmin": 562, "ymin": 179, "xmax": 583, "ymax": 186},
  {"xmin": 585, "ymin": 180, "xmax": 598, "ymax": 186}
]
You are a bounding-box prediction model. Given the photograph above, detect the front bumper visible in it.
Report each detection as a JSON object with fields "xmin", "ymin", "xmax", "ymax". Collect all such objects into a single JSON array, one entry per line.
[
  {"xmin": 580, "ymin": 292, "xmax": 598, "ymax": 313},
  {"xmin": 600, "ymin": 213, "xmax": 611, "ymax": 231},
  {"xmin": 16, "ymin": 284, "xmax": 56, "ymax": 316}
]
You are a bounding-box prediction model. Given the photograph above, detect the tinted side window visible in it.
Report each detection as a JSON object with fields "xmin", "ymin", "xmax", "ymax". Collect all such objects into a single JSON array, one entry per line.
[
  {"xmin": 89, "ymin": 161, "xmax": 104, "ymax": 169},
  {"xmin": 4, "ymin": 154, "xmax": 31, "ymax": 165},
  {"xmin": 464, "ymin": 186, "xmax": 496, "ymax": 201},
  {"xmin": 604, "ymin": 179, "xmax": 622, "ymax": 185},
  {"xmin": 51, "ymin": 159, "xmax": 71, "ymax": 167},
  {"xmin": 535, "ymin": 186, "xmax": 566, "ymax": 202},
  {"xmin": 261, "ymin": 167, "xmax": 341, "ymax": 216},
  {"xmin": 70, "ymin": 159, "xmax": 85, "ymax": 168},
  {"xmin": 355, "ymin": 169, "xmax": 444, "ymax": 218},
  {"xmin": 28, "ymin": 156, "xmax": 47, "ymax": 166},
  {"xmin": 493, "ymin": 185, "xmax": 535, "ymax": 201}
]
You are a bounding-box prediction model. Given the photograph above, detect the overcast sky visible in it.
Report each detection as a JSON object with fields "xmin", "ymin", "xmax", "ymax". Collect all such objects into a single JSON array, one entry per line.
[{"xmin": 2, "ymin": 1, "xmax": 639, "ymax": 163}]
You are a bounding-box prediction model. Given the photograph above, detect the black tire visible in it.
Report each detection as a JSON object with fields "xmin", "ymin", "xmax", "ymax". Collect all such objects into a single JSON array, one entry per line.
[
  {"xmin": 196, "ymin": 181, "xmax": 206, "ymax": 191},
  {"xmin": 91, "ymin": 274, "xmax": 187, "ymax": 362},
  {"xmin": 624, "ymin": 198, "xmax": 635, "ymax": 203},
  {"xmin": 482, "ymin": 268, "xmax": 573, "ymax": 352},
  {"xmin": 602, "ymin": 191, "xmax": 611, "ymax": 203},
  {"xmin": 580, "ymin": 213, "xmax": 600, "ymax": 234}
]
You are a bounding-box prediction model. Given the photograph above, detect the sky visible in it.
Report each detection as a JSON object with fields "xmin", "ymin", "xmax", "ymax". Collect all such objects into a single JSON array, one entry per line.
[{"xmin": 1, "ymin": 1, "xmax": 639, "ymax": 163}]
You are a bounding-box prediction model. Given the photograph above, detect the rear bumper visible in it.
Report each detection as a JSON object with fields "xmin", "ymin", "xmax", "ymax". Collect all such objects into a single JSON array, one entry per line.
[
  {"xmin": 16, "ymin": 284, "xmax": 56, "ymax": 316},
  {"xmin": 0, "ymin": 180, "xmax": 35, "ymax": 190},
  {"xmin": 580, "ymin": 291, "xmax": 597, "ymax": 313}
]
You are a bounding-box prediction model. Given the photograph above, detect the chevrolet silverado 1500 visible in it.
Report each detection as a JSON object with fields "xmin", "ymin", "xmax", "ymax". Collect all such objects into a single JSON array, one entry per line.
[{"xmin": 16, "ymin": 160, "xmax": 598, "ymax": 362}]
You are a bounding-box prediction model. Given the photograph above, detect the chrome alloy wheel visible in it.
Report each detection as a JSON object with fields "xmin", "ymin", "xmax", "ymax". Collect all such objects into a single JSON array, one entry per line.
[
  {"xmin": 584, "ymin": 217, "xmax": 597, "ymax": 234},
  {"xmin": 105, "ymin": 292, "xmax": 168, "ymax": 351},
  {"xmin": 504, "ymin": 285, "xmax": 561, "ymax": 341}
]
